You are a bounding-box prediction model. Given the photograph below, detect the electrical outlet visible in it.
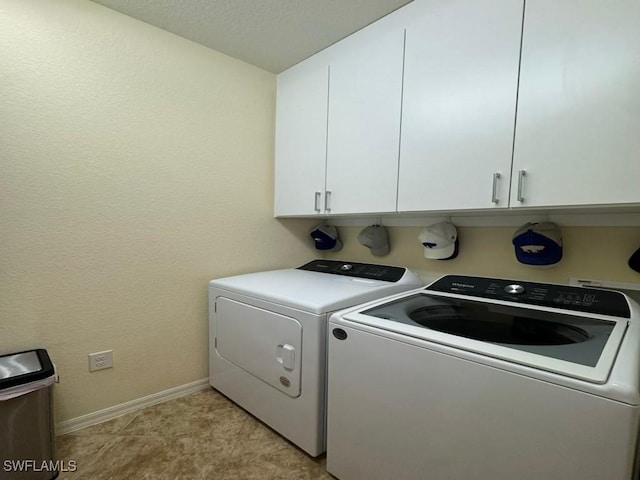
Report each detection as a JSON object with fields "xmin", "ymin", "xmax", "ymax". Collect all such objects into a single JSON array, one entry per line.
[{"xmin": 89, "ymin": 350, "xmax": 113, "ymax": 372}]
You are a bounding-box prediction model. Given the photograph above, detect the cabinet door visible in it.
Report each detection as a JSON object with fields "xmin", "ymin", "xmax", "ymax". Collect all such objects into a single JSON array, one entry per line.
[
  {"xmin": 274, "ymin": 56, "xmax": 329, "ymax": 217},
  {"xmin": 325, "ymin": 15, "xmax": 405, "ymax": 215},
  {"xmin": 512, "ymin": 0, "xmax": 640, "ymax": 208},
  {"xmin": 397, "ymin": 0, "xmax": 523, "ymax": 212}
]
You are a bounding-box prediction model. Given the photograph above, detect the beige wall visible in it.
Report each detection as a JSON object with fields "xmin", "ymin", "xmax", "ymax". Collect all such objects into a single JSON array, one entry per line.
[
  {"xmin": 325, "ymin": 226, "xmax": 640, "ymax": 284},
  {"xmin": 0, "ymin": 0, "xmax": 315, "ymax": 422}
]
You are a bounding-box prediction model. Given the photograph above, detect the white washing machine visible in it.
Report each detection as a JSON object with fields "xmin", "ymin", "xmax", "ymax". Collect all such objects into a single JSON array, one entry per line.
[
  {"xmin": 208, "ymin": 260, "xmax": 422, "ymax": 456},
  {"xmin": 327, "ymin": 275, "xmax": 640, "ymax": 480}
]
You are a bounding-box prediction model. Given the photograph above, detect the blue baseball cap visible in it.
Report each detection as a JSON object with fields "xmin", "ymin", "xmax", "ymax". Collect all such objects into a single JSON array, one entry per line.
[{"xmin": 512, "ymin": 222, "xmax": 563, "ymax": 266}]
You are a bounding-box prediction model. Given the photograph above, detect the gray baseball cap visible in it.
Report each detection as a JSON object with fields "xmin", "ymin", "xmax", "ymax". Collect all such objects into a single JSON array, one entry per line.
[{"xmin": 357, "ymin": 225, "xmax": 390, "ymax": 256}]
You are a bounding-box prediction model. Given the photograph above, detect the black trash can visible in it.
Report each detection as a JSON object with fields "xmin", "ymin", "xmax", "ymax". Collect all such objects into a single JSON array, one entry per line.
[{"xmin": 0, "ymin": 349, "xmax": 57, "ymax": 480}]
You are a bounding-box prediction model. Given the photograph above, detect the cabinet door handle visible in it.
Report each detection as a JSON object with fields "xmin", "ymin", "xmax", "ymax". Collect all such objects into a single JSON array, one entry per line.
[
  {"xmin": 491, "ymin": 172, "xmax": 501, "ymax": 204},
  {"xmin": 325, "ymin": 191, "xmax": 332, "ymax": 213},
  {"xmin": 517, "ymin": 169, "xmax": 527, "ymax": 203},
  {"xmin": 314, "ymin": 192, "xmax": 321, "ymax": 213}
]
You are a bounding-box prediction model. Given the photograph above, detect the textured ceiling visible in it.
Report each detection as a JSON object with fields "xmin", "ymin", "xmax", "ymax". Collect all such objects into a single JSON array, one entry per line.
[{"xmin": 90, "ymin": 0, "xmax": 413, "ymax": 73}]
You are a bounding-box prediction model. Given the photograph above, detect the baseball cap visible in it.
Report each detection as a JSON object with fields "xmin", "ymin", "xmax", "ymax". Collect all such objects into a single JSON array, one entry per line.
[
  {"xmin": 512, "ymin": 222, "xmax": 563, "ymax": 265},
  {"xmin": 629, "ymin": 247, "xmax": 640, "ymax": 274},
  {"xmin": 310, "ymin": 224, "xmax": 343, "ymax": 252},
  {"xmin": 357, "ymin": 225, "xmax": 390, "ymax": 256},
  {"xmin": 418, "ymin": 222, "xmax": 458, "ymax": 260}
]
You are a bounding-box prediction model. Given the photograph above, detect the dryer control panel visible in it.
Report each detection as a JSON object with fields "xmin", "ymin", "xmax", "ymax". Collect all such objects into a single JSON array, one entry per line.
[
  {"xmin": 298, "ymin": 260, "xmax": 406, "ymax": 282},
  {"xmin": 427, "ymin": 275, "xmax": 631, "ymax": 318}
]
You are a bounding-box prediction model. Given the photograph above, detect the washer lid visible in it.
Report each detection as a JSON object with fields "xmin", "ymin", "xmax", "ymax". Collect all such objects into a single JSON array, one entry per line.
[
  {"xmin": 209, "ymin": 262, "xmax": 422, "ymax": 314},
  {"xmin": 344, "ymin": 289, "xmax": 630, "ymax": 385},
  {"xmin": 361, "ymin": 292, "xmax": 626, "ymax": 381}
]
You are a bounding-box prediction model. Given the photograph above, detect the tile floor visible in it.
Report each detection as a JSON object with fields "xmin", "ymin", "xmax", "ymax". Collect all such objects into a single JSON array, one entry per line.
[{"xmin": 56, "ymin": 388, "xmax": 333, "ymax": 480}]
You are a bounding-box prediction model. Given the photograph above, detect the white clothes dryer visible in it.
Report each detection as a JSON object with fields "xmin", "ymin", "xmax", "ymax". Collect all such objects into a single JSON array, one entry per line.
[
  {"xmin": 208, "ymin": 260, "xmax": 422, "ymax": 456},
  {"xmin": 327, "ymin": 275, "xmax": 640, "ymax": 480}
]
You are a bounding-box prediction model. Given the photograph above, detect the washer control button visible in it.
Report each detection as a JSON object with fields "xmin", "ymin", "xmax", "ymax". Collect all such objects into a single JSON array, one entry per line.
[{"xmin": 504, "ymin": 284, "xmax": 525, "ymax": 295}]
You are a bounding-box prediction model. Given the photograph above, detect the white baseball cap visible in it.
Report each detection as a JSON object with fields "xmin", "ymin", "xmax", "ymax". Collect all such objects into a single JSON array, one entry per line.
[
  {"xmin": 418, "ymin": 222, "xmax": 458, "ymax": 260},
  {"xmin": 357, "ymin": 225, "xmax": 390, "ymax": 256}
]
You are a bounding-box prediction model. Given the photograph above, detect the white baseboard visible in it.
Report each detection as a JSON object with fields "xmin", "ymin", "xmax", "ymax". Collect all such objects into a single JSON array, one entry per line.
[{"xmin": 56, "ymin": 378, "xmax": 210, "ymax": 435}]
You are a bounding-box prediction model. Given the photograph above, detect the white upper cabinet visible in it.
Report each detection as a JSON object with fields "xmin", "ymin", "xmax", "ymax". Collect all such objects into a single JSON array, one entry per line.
[
  {"xmin": 397, "ymin": 0, "xmax": 523, "ymax": 213},
  {"xmin": 274, "ymin": 55, "xmax": 329, "ymax": 217},
  {"xmin": 511, "ymin": 0, "xmax": 640, "ymax": 208},
  {"xmin": 274, "ymin": 0, "xmax": 640, "ymax": 218},
  {"xmin": 325, "ymin": 13, "xmax": 405, "ymax": 215}
]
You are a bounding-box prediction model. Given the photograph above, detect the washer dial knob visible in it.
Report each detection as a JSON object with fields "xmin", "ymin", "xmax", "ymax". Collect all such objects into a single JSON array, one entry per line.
[{"xmin": 505, "ymin": 284, "xmax": 525, "ymax": 295}]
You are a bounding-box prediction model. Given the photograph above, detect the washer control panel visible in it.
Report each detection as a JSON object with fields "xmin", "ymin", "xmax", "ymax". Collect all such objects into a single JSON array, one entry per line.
[
  {"xmin": 298, "ymin": 260, "xmax": 406, "ymax": 282},
  {"xmin": 427, "ymin": 275, "xmax": 630, "ymax": 318}
]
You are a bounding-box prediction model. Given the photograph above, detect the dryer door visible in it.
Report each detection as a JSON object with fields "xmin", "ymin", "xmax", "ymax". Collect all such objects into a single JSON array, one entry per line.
[{"xmin": 215, "ymin": 297, "xmax": 302, "ymax": 397}]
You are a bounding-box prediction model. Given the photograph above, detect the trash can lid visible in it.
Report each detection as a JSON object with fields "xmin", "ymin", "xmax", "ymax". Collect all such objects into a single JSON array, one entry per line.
[{"xmin": 0, "ymin": 349, "xmax": 54, "ymax": 390}]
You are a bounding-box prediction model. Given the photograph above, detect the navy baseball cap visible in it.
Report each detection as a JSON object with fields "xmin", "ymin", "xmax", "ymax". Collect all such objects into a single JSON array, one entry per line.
[
  {"xmin": 512, "ymin": 222, "xmax": 563, "ymax": 266},
  {"xmin": 310, "ymin": 224, "xmax": 343, "ymax": 252},
  {"xmin": 629, "ymin": 247, "xmax": 640, "ymax": 274}
]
